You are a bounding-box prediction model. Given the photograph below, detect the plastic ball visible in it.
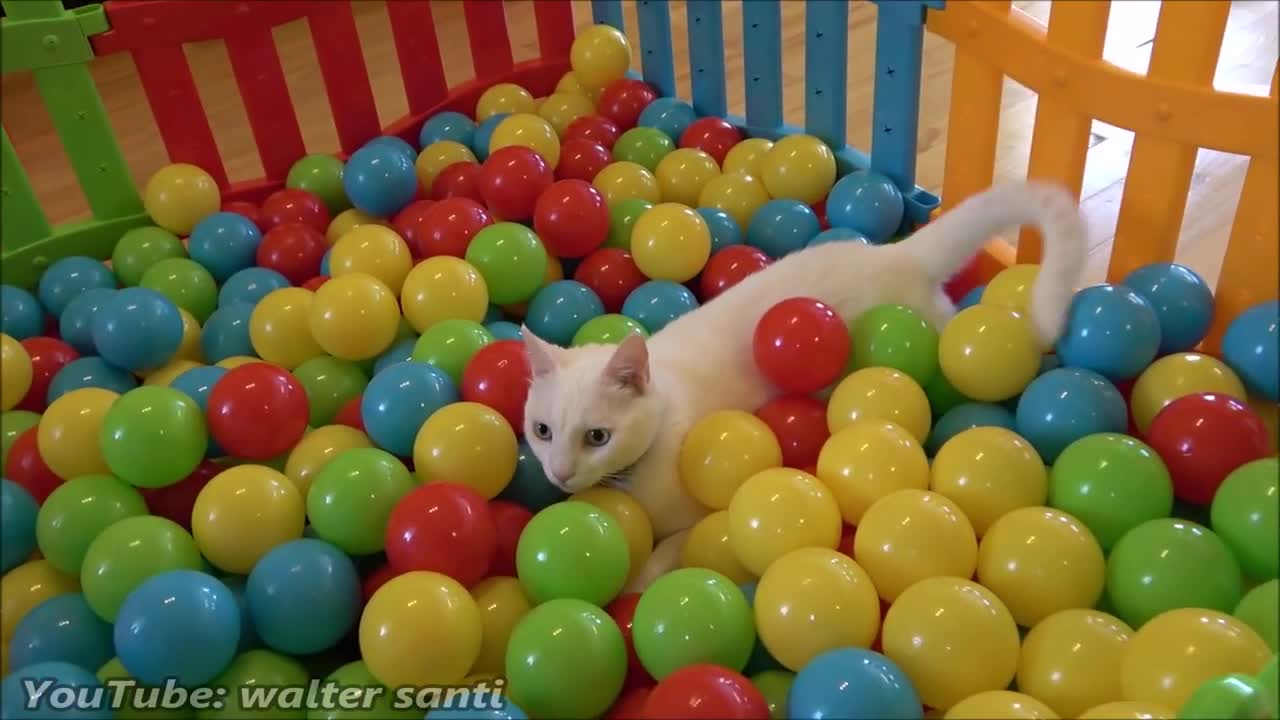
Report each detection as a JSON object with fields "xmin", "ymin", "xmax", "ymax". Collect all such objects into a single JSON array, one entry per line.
[
  {"xmin": 1015, "ymin": 367, "xmax": 1127, "ymax": 463},
  {"xmin": 613, "ymin": 127, "xmax": 675, "ymax": 172},
  {"xmin": 306, "ymin": 446, "xmax": 415, "ymax": 555},
  {"xmin": 849, "ymin": 303, "xmax": 940, "ymax": 386},
  {"xmin": 4, "ymin": 427, "xmax": 59, "ymax": 504},
  {"xmin": 247, "ymin": 287, "xmax": 322, "ymax": 368},
  {"xmin": 1234, "ymin": 578, "xmax": 1278, "ymax": 652},
  {"xmin": 699, "ymin": 245, "xmax": 769, "ymax": 301},
  {"xmin": 37, "ymin": 256, "xmax": 117, "ymax": 319},
  {"xmin": 515, "ymin": 500, "xmax": 629, "ymax": 605},
  {"xmin": 217, "ymin": 266, "xmax": 289, "ymax": 310},
  {"xmin": 676, "ymin": 118, "xmax": 741, "ymax": 165},
  {"xmin": 630, "ymin": 567, "xmax": 754, "ymax": 679},
  {"xmin": 854, "ymin": 488, "xmax": 978, "ymax": 603},
  {"xmin": 943, "ymin": 691, "xmax": 1057, "ymax": 719},
  {"xmin": 1015, "ymin": 608, "xmax": 1133, "ymax": 718},
  {"xmin": 410, "ymin": 318, "xmax": 492, "ymax": 386},
  {"xmin": 746, "ymin": 199, "xmax": 820, "ymax": 258},
  {"xmin": 653, "ymin": 147, "xmax": 722, "ymax": 208},
  {"xmin": 430, "ymin": 160, "xmax": 484, "ymax": 203},
  {"xmin": 759, "ymin": 134, "xmax": 837, "ymax": 206},
  {"xmin": 487, "ymin": 320, "xmax": 523, "ymax": 341},
  {"xmin": 1120, "ymin": 262, "xmax": 1215, "ymax": 353},
  {"xmin": 1055, "ymin": 284, "xmax": 1161, "ymax": 381},
  {"xmin": 305, "ymin": 273, "xmax": 399, "ymax": 361},
  {"xmin": 79, "ymin": 515, "xmax": 202, "ymax": 621},
  {"xmin": 293, "ymin": 355, "xmax": 367, "ymax": 427},
  {"xmin": 938, "ymin": 304, "xmax": 1041, "ymax": 402},
  {"xmin": 533, "ymin": 179, "xmax": 609, "ymax": 258},
  {"xmin": 980, "ymin": 263, "xmax": 1040, "ymax": 316},
  {"xmin": 504, "ymin": 597, "xmax": 626, "ymax": 718},
  {"xmin": 928, "ymin": 426, "xmax": 1045, "ymax": 536},
  {"xmin": 679, "ymin": 410, "xmax": 783, "ymax": 510},
  {"xmin": 328, "ymin": 223, "xmax": 413, "ymax": 293},
  {"xmin": 1, "ymin": 284, "xmax": 46, "ymax": 340},
  {"xmin": 496, "ymin": 441, "xmax": 567, "ymax": 513},
  {"xmin": 361, "ymin": 360, "xmax": 457, "ymax": 456},
  {"xmin": 471, "ymin": 113, "xmax": 510, "ymax": 162},
  {"xmin": 677, "ymin": 510, "xmax": 751, "ymax": 585},
  {"xmin": 464, "ymin": 222, "xmax": 549, "ymax": 305},
  {"xmin": 413, "ymin": 401, "xmax": 517, "ymax": 497},
  {"xmin": 565, "ymin": 114, "xmax": 623, "ymax": 149},
  {"xmin": 1146, "ymin": 392, "xmax": 1273, "ymax": 506},
  {"xmin": 461, "ymin": 577, "xmax": 532, "ymax": 679},
  {"xmin": 327, "ymin": 207, "xmax": 387, "ymax": 245},
  {"xmin": 34, "ymin": 387, "xmax": 113, "ymax": 482},
  {"xmin": 401, "ymin": 258, "xmax": 489, "ymax": 335},
  {"xmin": 697, "ymin": 172, "xmax": 771, "ymax": 230},
  {"xmin": 788, "ymin": 647, "xmax": 920, "ymax": 720},
  {"xmin": 1078, "ymin": 701, "xmax": 1175, "ymax": 719},
  {"xmin": 98, "ymin": 385, "xmax": 206, "ymax": 489},
  {"xmin": 1, "ymin": 479, "xmax": 37, "ymax": 574},
  {"xmin": 596, "ymin": 78, "xmax": 658, "ymax": 130},
  {"xmin": 537, "ymin": 93, "xmax": 595, "ymax": 140},
  {"xmin": 2, "ymin": 660, "xmax": 107, "ymax": 718},
  {"xmin": 110, "ymin": 570, "xmax": 238, "ymax": 687},
  {"xmin": 241, "ymin": 537, "xmax": 360, "ymax": 658},
  {"xmin": 571, "ymin": 313, "xmax": 648, "ymax": 346},
  {"xmin": 490, "ymin": 114, "xmax": 561, "ymax": 168},
  {"xmin": 478, "ymin": 146, "xmax": 555, "ymax": 222},
  {"xmin": 555, "ymin": 138, "xmax": 612, "ymax": 183},
  {"xmin": 385, "ymin": 481, "xmax": 495, "ymax": 586},
  {"xmin": 925, "ymin": 401, "xmax": 1016, "ymax": 455},
  {"xmin": 400, "ymin": 198, "xmax": 485, "ymax": 259},
  {"xmin": 1222, "ymin": 300, "xmax": 1279, "ymax": 402},
  {"xmin": 108, "ymin": 226, "xmax": 184, "ymax": 290},
  {"xmin": 89, "ymin": 287, "xmax": 181, "ymax": 373},
  {"xmin": 570, "ymin": 25, "xmax": 631, "ymax": 90},
  {"xmin": 143, "ymin": 163, "xmax": 220, "ymax": 235},
  {"xmin": 282, "ymin": 154, "xmax": 348, "ymax": 217},
  {"xmin": 634, "ymin": 97, "xmax": 694, "ymax": 141},
  {"xmin": 717, "ymin": 138, "xmax": 770, "ymax": 177},
  {"xmin": 205, "ymin": 364, "xmax": 304, "ymax": 462},
  {"xmin": 643, "ymin": 664, "xmax": 769, "ymax": 720},
  {"xmin": 343, "ymin": 142, "xmax": 418, "ymax": 218},
  {"xmin": 828, "ymin": 367, "xmax": 931, "ymax": 444},
  {"xmin": 1, "ymin": 334, "xmax": 32, "ymax": 412},
  {"xmin": 593, "ymin": 161, "xmax": 662, "ymax": 206},
  {"xmin": 629, "ymin": 203, "xmax": 712, "ymax": 282},
  {"xmin": 524, "ymin": 280, "xmax": 605, "ymax": 346},
  {"xmin": 727, "ymin": 468, "xmax": 841, "ymax": 575},
  {"xmin": 8, "ymin": 590, "xmax": 111, "ymax": 673},
  {"xmin": 574, "ymin": 248, "xmax": 649, "ymax": 312},
  {"xmin": 415, "ymin": 140, "xmax": 477, "ymax": 193},
  {"xmin": 17, "ymin": 336, "xmax": 80, "ymax": 412},
  {"xmin": 197, "ymin": 304, "xmax": 251, "ymax": 365},
  {"xmin": 622, "ymin": 280, "xmax": 698, "ymax": 334},
  {"xmin": 190, "ymin": 464, "xmax": 303, "ymax": 574},
  {"xmin": 752, "ymin": 298, "xmax": 849, "ymax": 395},
  {"xmin": 1106, "ymin": 519, "xmax": 1243, "ymax": 628},
  {"xmin": 420, "ymin": 111, "xmax": 478, "ymax": 148},
  {"xmin": 1210, "ymin": 457, "xmax": 1278, "ymax": 579},
  {"xmin": 826, "ymin": 170, "xmax": 905, "ymax": 242},
  {"xmin": 282, "ymin": 424, "xmax": 370, "ymax": 498},
  {"xmin": 1130, "ymin": 352, "xmax": 1247, "ymax": 432},
  {"xmin": 816, "ymin": 419, "xmax": 930, "ymax": 524},
  {"xmin": 260, "ymin": 187, "xmax": 331, "ymax": 234},
  {"xmin": 694, "ymin": 208, "xmax": 742, "ymax": 254},
  {"xmin": 256, "ymin": 222, "xmax": 329, "ymax": 285},
  {"xmin": 137, "ymin": 258, "xmax": 218, "ymax": 328},
  {"xmin": 1048, "ymin": 433, "xmax": 1173, "ymax": 550}
]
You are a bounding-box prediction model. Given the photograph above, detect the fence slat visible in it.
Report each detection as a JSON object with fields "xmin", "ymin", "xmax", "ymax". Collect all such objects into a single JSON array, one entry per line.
[
  {"xmin": 1107, "ymin": 1, "xmax": 1229, "ymax": 282},
  {"xmin": 130, "ymin": 44, "xmax": 229, "ymax": 187},
  {"xmin": 225, "ymin": 28, "xmax": 306, "ymax": 179},
  {"xmin": 1, "ymin": 128, "xmax": 52, "ymax": 250},
  {"xmin": 870, "ymin": 1, "xmax": 940, "ymax": 192},
  {"xmin": 307, "ymin": 2, "xmax": 380, "ymax": 155},
  {"xmin": 1017, "ymin": 0, "xmax": 1110, "ymax": 261},
  {"xmin": 591, "ymin": 0, "xmax": 625, "ymax": 30},
  {"xmin": 386, "ymin": 1, "xmax": 448, "ymax": 116},
  {"xmin": 804, "ymin": 0, "xmax": 848, "ymax": 147},
  {"xmin": 464, "ymin": 0, "xmax": 514, "ymax": 81},
  {"xmin": 686, "ymin": 0, "xmax": 727, "ymax": 118},
  {"xmin": 636, "ymin": 0, "xmax": 676, "ymax": 99},
  {"xmin": 534, "ymin": 1, "xmax": 576, "ymax": 61},
  {"xmin": 742, "ymin": 0, "xmax": 782, "ymax": 131}
]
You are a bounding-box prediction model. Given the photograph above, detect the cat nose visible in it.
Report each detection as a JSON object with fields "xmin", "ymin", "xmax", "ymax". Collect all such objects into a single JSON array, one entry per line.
[{"xmin": 549, "ymin": 463, "xmax": 574, "ymax": 484}]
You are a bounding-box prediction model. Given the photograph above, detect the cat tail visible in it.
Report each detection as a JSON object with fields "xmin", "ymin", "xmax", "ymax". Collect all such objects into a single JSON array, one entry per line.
[{"xmin": 897, "ymin": 180, "xmax": 1088, "ymax": 346}]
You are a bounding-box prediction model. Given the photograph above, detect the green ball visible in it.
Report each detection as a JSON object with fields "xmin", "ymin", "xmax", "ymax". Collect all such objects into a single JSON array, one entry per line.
[
  {"xmin": 37, "ymin": 474, "xmax": 148, "ymax": 576},
  {"xmin": 1234, "ymin": 579, "xmax": 1278, "ymax": 652},
  {"xmin": 612, "ymin": 127, "xmax": 675, "ymax": 172},
  {"xmin": 1049, "ymin": 433, "xmax": 1174, "ymax": 550},
  {"xmin": 140, "ymin": 257, "xmax": 219, "ymax": 323},
  {"xmin": 849, "ymin": 303, "xmax": 940, "ymax": 386},
  {"xmin": 571, "ymin": 314, "xmax": 648, "ymax": 347},
  {"xmin": 606, "ymin": 198, "xmax": 653, "ymax": 250},
  {"xmin": 286, "ymin": 154, "xmax": 350, "ymax": 216},
  {"xmin": 410, "ymin": 319, "xmax": 494, "ymax": 386},
  {"xmin": 1178, "ymin": 673, "xmax": 1274, "ymax": 720},
  {"xmin": 293, "ymin": 356, "xmax": 368, "ymax": 427},
  {"xmin": 1105, "ymin": 518, "xmax": 1243, "ymax": 628},
  {"xmin": 309, "ymin": 660, "xmax": 418, "ymax": 720},
  {"xmin": 515, "ymin": 501, "xmax": 630, "ymax": 605},
  {"xmin": 200, "ymin": 650, "xmax": 309, "ymax": 720},
  {"xmin": 98, "ymin": 656, "xmax": 196, "ymax": 720},
  {"xmin": 504, "ymin": 598, "xmax": 627, "ymax": 719},
  {"xmin": 100, "ymin": 386, "xmax": 208, "ymax": 489},
  {"xmin": 80, "ymin": 515, "xmax": 203, "ymax": 621},
  {"xmin": 752, "ymin": 670, "xmax": 795, "ymax": 720},
  {"xmin": 306, "ymin": 448, "xmax": 415, "ymax": 555},
  {"xmin": 1210, "ymin": 457, "xmax": 1278, "ymax": 580},
  {"xmin": 632, "ymin": 567, "xmax": 756, "ymax": 680},
  {"xmin": 113, "ymin": 226, "xmax": 187, "ymax": 287},
  {"xmin": 924, "ymin": 369, "xmax": 968, "ymax": 418},
  {"xmin": 465, "ymin": 223, "xmax": 548, "ymax": 305},
  {"xmin": 1, "ymin": 410, "xmax": 40, "ymax": 469}
]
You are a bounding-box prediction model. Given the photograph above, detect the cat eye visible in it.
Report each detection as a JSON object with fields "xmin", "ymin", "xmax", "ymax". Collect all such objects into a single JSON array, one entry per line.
[
  {"xmin": 584, "ymin": 428, "xmax": 611, "ymax": 447},
  {"xmin": 532, "ymin": 422, "xmax": 552, "ymax": 441}
]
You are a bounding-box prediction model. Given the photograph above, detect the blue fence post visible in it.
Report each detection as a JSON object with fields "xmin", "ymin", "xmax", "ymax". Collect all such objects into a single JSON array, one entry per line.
[
  {"xmin": 591, "ymin": 0, "xmax": 625, "ymax": 30},
  {"xmin": 742, "ymin": 0, "xmax": 783, "ymax": 133},
  {"xmin": 636, "ymin": 0, "xmax": 677, "ymax": 98},
  {"xmin": 803, "ymin": 1, "xmax": 850, "ymax": 148},
  {"xmin": 685, "ymin": 0, "xmax": 728, "ymax": 118},
  {"xmin": 869, "ymin": 0, "xmax": 944, "ymax": 192}
]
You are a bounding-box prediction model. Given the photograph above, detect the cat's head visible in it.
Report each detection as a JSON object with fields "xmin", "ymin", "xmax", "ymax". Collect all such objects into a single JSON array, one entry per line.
[{"xmin": 521, "ymin": 328, "xmax": 664, "ymax": 493}]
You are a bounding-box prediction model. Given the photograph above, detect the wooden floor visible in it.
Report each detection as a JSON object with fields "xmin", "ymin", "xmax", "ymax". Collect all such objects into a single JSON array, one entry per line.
[{"xmin": 3, "ymin": 0, "xmax": 1277, "ymax": 288}]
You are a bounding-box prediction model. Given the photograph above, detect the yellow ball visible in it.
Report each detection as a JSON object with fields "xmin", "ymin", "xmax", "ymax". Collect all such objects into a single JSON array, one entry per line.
[
  {"xmin": 326, "ymin": 208, "xmax": 388, "ymax": 245},
  {"xmin": 143, "ymin": 163, "xmax": 220, "ymax": 235},
  {"xmin": 574, "ymin": 487, "xmax": 654, "ymax": 585},
  {"xmin": 1, "ymin": 334, "xmax": 32, "ymax": 412},
  {"xmin": 853, "ymin": 489, "xmax": 978, "ymax": 603},
  {"xmin": 759, "ymin": 134, "xmax": 837, "ymax": 205},
  {"xmin": 679, "ymin": 410, "xmax": 783, "ymax": 510},
  {"xmin": 929, "ymin": 426, "xmax": 1048, "ymax": 536},
  {"xmin": 469, "ymin": 576, "xmax": 532, "ymax": 676},
  {"xmin": 475, "ymin": 83, "xmax": 537, "ymax": 122},
  {"xmin": 1130, "ymin": 352, "xmax": 1247, "ymax": 433},
  {"xmin": 416, "ymin": 140, "xmax": 478, "ymax": 192},
  {"xmin": 308, "ymin": 273, "xmax": 400, "ymax": 361},
  {"xmin": 1017, "ymin": 609, "xmax": 1133, "ymax": 718},
  {"xmin": 815, "ymin": 420, "xmax": 930, "ymax": 525},
  {"xmin": 400, "ymin": 256, "xmax": 490, "ymax": 333},
  {"xmin": 570, "ymin": 24, "xmax": 632, "ymax": 90},
  {"xmin": 555, "ymin": 71, "xmax": 590, "ymax": 99},
  {"xmin": 982, "ymin": 264, "xmax": 1041, "ymax": 316},
  {"xmin": 680, "ymin": 511, "xmax": 754, "ymax": 584},
  {"xmin": 36, "ymin": 388, "xmax": 117, "ymax": 480},
  {"xmin": 722, "ymin": 138, "xmax": 774, "ymax": 177},
  {"xmin": 490, "ymin": 113, "xmax": 562, "ymax": 167},
  {"xmin": 881, "ymin": 576, "xmax": 1021, "ymax": 711},
  {"xmin": 215, "ymin": 355, "xmax": 260, "ymax": 370},
  {"xmin": 727, "ymin": 468, "xmax": 842, "ymax": 576},
  {"xmin": 329, "ymin": 223, "xmax": 414, "ymax": 295},
  {"xmin": 141, "ymin": 359, "xmax": 202, "ymax": 387},
  {"xmin": 1, "ymin": 559, "xmax": 78, "ymax": 641},
  {"xmin": 284, "ymin": 425, "xmax": 372, "ymax": 497},
  {"xmin": 359, "ymin": 570, "xmax": 483, "ymax": 687},
  {"xmin": 538, "ymin": 93, "xmax": 596, "ymax": 139},
  {"xmin": 655, "ymin": 148, "xmax": 721, "ymax": 206},
  {"xmin": 943, "ymin": 691, "xmax": 1058, "ymax": 720},
  {"xmin": 1120, "ymin": 608, "xmax": 1271, "ymax": 710},
  {"xmin": 697, "ymin": 172, "xmax": 771, "ymax": 230},
  {"xmin": 1078, "ymin": 701, "xmax": 1174, "ymax": 719},
  {"xmin": 175, "ymin": 308, "xmax": 203, "ymax": 363},
  {"xmin": 977, "ymin": 507, "xmax": 1106, "ymax": 627},
  {"xmin": 593, "ymin": 161, "xmax": 661, "ymax": 206},
  {"xmin": 413, "ymin": 402, "xmax": 518, "ymax": 498},
  {"xmin": 754, "ymin": 547, "xmax": 880, "ymax": 671},
  {"xmin": 827, "ymin": 367, "xmax": 931, "ymax": 444},
  {"xmin": 630, "ymin": 203, "xmax": 713, "ymax": 283},
  {"xmin": 249, "ymin": 287, "xmax": 323, "ymax": 370},
  {"xmin": 939, "ymin": 304, "xmax": 1041, "ymax": 402},
  {"xmin": 1249, "ymin": 395, "xmax": 1280, "ymax": 447},
  {"xmin": 191, "ymin": 464, "xmax": 305, "ymax": 575}
]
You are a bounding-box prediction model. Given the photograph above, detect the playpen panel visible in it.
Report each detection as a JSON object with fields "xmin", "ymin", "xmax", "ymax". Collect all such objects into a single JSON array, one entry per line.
[
  {"xmin": 686, "ymin": 1, "xmax": 728, "ymax": 118},
  {"xmin": 534, "ymin": 1, "xmax": 576, "ymax": 61},
  {"xmin": 225, "ymin": 28, "xmax": 306, "ymax": 180},
  {"xmin": 306, "ymin": 2, "xmax": 379, "ymax": 155},
  {"xmin": 803, "ymin": 1, "xmax": 849, "ymax": 148},
  {"xmin": 741, "ymin": 0, "xmax": 783, "ymax": 132},
  {"xmin": 463, "ymin": 0, "xmax": 515, "ymax": 81},
  {"xmin": 129, "ymin": 44, "xmax": 229, "ymax": 187},
  {"xmin": 591, "ymin": 0, "xmax": 625, "ymax": 32},
  {"xmin": 870, "ymin": 0, "xmax": 941, "ymax": 193},
  {"xmin": 386, "ymin": 1, "xmax": 448, "ymax": 116},
  {"xmin": 636, "ymin": 0, "xmax": 677, "ymax": 100},
  {"xmin": 1, "ymin": 129, "xmax": 52, "ymax": 249}
]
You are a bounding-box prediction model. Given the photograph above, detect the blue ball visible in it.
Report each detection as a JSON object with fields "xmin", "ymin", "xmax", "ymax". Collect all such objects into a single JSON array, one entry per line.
[
  {"xmin": 1120, "ymin": 262, "xmax": 1214, "ymax": 354},
  {"xmin": 9, "ymin": 593, "xmax": 114, "ymax": 674},
  {"xmin": 957, "ymin": 284, "xmax": 986, "ymax": 310},
  {"xmin": 36, "ymin": 257, "xmax": 117, "ymax": 319},
  {"xmin": 170, "ymin": 366, "xmax": 227, "ymax": 412},
  {"xmin": 363, "ymin": 135, "xmax": 418, "ymax": 163},
  {"xmin": 246, "ymin": 538, "xmax": 360, "ymax": 656},
  {"xmin": 46, "ymin": 357, "xmax": 138, "ymax": 404},
  {"xmin": 113, "ymin": 570, "xmax": 240, "ymax": 687},
  {"xmin": 486, "ymin": 321, "xmax": 524, "ymax": 341},
  {"xmin": 696, "ymin": 208, "xmax": 743, "ymax": 253},
  {"xmin": 373, "ymin": 336, "xmax": 419, "ymax": 376},
  {"xmin": 320, "ymin": 246, "xmax": 333, "ymax": 276},
  {"xmin": 637, "ymin": 97, "xmax": 698, "ymax": 141},
  {"xmin": 201, "ymin": 303, "xmax": 256, "ymax": 363},
  {"xmin": 826, "ymin": 170, "xmax": 905, "ymax": 243},
  {"xmin": 1, "ymin": 660, "xmax": 109, "ymax": 720},
  {"xmin": 1056, "ymin": 284, "xmax": 1162, "ymax": 382},
  {"xmin": 472, "ymin": 113, "xmax": 510, "ymax": 162},
  {"xmin": 91, "ymin": 287, "xmax": 183, "ymax": 372},
  {"xmin": 496, "ymin": 441, "xmax": 567, "ymax": 511},
  {"xmin": 1, "ymin": 284, "xmax": 46, "ymax": 340},
  {"xmin": 739, "ymin": 581, "xmax": 783, "ymax": 674},
  {"xmin": 925, "ymin": 402, "xmax": 1017, "ymax": 456},
  {"xmin": 806, "ymin": 227, "xmax": 871, "ymax": 247},
  {"xmin": 218, "ymin": 267, "xmax": 290, "ymax": 309},
  {"xmin": 57, "ymin": 288, "xmax": 116, "ymax": 356},
  {"xmin": 361, "ymin": 361, "xmax": 458, "ymax": 457},
  {"xmin": 188, "ymin": 212, "xmax": 263, "ymax": 283},
  {"xmin": 622, "ymin": 280, "xmax": 698, "ymax": 334},
  {"xmin": 1, "ymin": 479, "xmax": 37, "ymax": 573},
  {"xmin": 747, "ymin": 199, "xmax": 822, "ymax": 258},
  {"xmin": 1015, "ymin": 368, "xmax": 1128, "ymax": 463},
  {"xmin": 483, "ymin": 305, "xmax": 506, "ymax": 324},
  {"xmin": 789, "ymin": 647, "xmax": 922, "ymax": 720},
  {"xmin": 343, "ymin": 143, "xmax": 418, "ymax": 218},
  {"xmin": 420, "ymin": 111, "xmax": 479, "ymax": 149},
  {"xmin": 427, "ymin": 703, "xmax": 529, "ymax": 720},
  {"xmin": 218, "ymin": 575, "xmax": 260, "ymax": 652},
  {"xmin": 525, "ymin": 280, "xmax": 606, "ymax": 347},
  {"xmin": 1222, "ymin": 300, "xmax": 1279, "ymax": 402}
]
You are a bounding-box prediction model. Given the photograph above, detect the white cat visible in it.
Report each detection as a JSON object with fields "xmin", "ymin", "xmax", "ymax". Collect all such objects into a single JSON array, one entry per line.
[{"xmin": 521, "ymin": 180, "xmax": 1087, "ymax": 590}]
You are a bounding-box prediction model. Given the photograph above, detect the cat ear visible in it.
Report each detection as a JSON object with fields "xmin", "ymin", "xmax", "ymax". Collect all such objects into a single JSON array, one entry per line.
[
  {"xmin": 605, "ymin": 332, "xmax": 649, "ymax": 393},
  {"xmin": 522, "ymin": 327, "xmax": 561, "ymax": 377}
]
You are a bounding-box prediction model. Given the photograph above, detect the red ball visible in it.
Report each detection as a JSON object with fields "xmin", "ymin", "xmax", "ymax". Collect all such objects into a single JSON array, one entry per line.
[
  {"xmin": 222, "ymin": 200, "xmax": 263, "ymax": 231},
  {"xmin": 753, "ymin": 298, "xmax": 850, "ymax": 395},
  {"xmin": 643, "ymin": 665, "xmax": 770, "ymax": 720},
  {"xmin": 573, "ymin": 248, "xmax": 648, "ymax": 313},
  {"xmin": 390, "ymin": 199, "xmax": 434, "ymax": 257},
  {"xmin": 478, "ymin": 146, "xmax": 555, "ymax": 222},
  {"xmin": 812, "ymin": 199, "xmax": 829, "ymax": 230},
  {"xmin": 488, "ymin": 500, "xmax": 532, "ymax": 577},
  {"xmin": 140, "ymin": 460, "xmax": 219, "ymax": 530},
  {"xmin": 1145, "ymin": 392, "xmax": 1274, "ymax": 505},
  {"xmin": 699, "ymin": 245, "xmax": 770, "ymax": 301},
  {"xmin": 301, "ymin": 275, "xmax": 329, "ymax": 291},
  {"xmin": 565, "ymin": 115, "xmax": 623, "ymax": 149},
  {"xmin": 206, "ymin": 362, "xmax": 309, "ymax": 460},
  {"xmin": 17, "ymin": 337, "xmax": 80, "ymax": 412},
  {"xmin": 607, "ymin": 686, "xmax": 653, "ymax": 720},
  {"xmin": 362, "ymin": 564, "xmax": 401, "ymax": 605},
  {"xmin": 755, "ymin": 395, "xmax": 831, "ymax": 469},
  {"xmin": 533, "ymin": 180, "xmax": 610, "ymax": 258},
  {"xmin": 260, "ymin": 188, "xmax": 330, "ymax": 233},
  {"xmin": 403, "ymin": 197, "xmax": 493, "ymax": 259},
  {"xmin": 385, "ymin": 482, "xmax": 497, "ymax": 586},
  {"xmin": 556, "ymin": 139, "xmax": 614, "ymax": 183},
  {"xmin": 430, "ymin": 161, "xmax": 485, "ymax": 204},
  {"xmin": 334, "ymin": 395, "xmax": 365, "ymax": 432},
  {"xmin": 597, "ymin": 79, "xmax": 658, "ymax": 131},
  {"xmin": 5, "ymin": 427, "xmax": 62, "ymax": 503},
  {"xmin": 679, "ymin": 118, "xmax": 744, "ymax": 165},
  {"xmin": 607, "ymin": 593, "xmax": 652, "ymax": 688},
  {"xmin": 461, "ymin": 340, "xmax": 532, "ymax": 432},
  {"xmin": 256, "ymin": 222, "xmax": 328, "ymax": 285},
  {"xmin": 838, "ymin": 524, "xmax": 857, "ymax": 556}
]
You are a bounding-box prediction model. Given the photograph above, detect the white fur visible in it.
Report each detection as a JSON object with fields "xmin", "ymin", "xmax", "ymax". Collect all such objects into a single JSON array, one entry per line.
[{"xmin": 521, "ymin": 180, "xmax": 1088, "ymax": 587}]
